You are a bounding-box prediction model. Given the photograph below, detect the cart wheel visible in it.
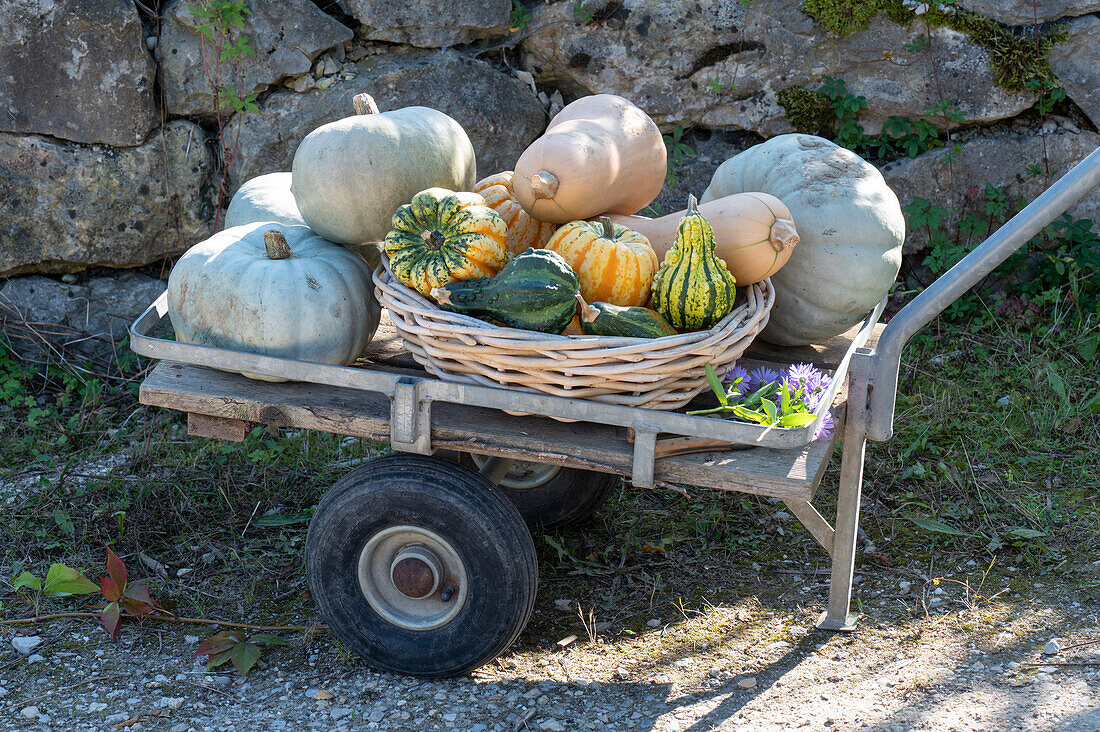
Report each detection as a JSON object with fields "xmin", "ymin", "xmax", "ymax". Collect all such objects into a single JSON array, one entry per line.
[
  {"xmin": 461, "ymin": 454, "xmax": 619, "ymax": 529},
  {"xmin": 304, "ymin": 454, "xmax": 537, "ymax": 677}
]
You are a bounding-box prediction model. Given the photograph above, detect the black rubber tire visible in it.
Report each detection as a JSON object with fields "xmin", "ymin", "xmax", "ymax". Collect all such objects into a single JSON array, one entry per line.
[
  {"xmin": 459, "ymin": 455, "xmax": 620, "ymax": 530},
  {"xmin": 304, "ymin": 454, "xmax": 538, "ymax": 677}
]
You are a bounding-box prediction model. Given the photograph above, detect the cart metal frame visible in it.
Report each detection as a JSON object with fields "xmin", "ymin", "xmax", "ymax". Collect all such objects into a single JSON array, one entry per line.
[{"xmin": 129, "ymin": 147, "xmax": 1100, "ymax": 636}]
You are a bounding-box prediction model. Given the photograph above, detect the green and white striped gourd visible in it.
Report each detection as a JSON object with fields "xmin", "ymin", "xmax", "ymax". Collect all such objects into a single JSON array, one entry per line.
[{"xmin": 650, "ymin": 195, "xmax": 737, "ymax": 330}]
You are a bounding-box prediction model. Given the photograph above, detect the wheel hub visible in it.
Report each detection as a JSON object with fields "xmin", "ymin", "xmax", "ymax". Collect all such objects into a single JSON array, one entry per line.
[
  {"xmin": 471, "ymin": 455, "xmax": 561, "ymax": 490},
  {"xmin": 390, "ymin": 547, "xmax": 441, "ymax": 599},
  {"xmin": 357, "ymin": 525, "xmax": 468, "ymax": 631}
]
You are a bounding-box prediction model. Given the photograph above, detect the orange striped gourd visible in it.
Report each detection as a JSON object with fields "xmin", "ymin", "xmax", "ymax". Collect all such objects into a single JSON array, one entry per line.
[
  {"xmin": 543, "ymin": 217, "xmax": 658, "ymax": 308},
  {"xmin": 473, "ymin": 171, "xmax": 558, "ymax": 256}
]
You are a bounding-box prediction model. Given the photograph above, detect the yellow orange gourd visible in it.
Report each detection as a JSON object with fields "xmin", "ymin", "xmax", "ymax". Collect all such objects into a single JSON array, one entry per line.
[
  {"xmin": 544, "ymin": 216, "xmax": 658, "ymax": 307},
  {"xmin": 513, "ymin": 94, "xmax": 666, "ymax": 224},
  {"xmin": 473, "ymin": 171, "xmax": 559, "ymax": 256},
  {"xmin": 608, "ymin": 192, "xmax": 799, "ymax": 285}
]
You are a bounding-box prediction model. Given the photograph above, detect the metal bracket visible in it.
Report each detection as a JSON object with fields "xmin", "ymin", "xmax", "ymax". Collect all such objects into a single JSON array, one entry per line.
[
  {"xmin": 630, "ymin": 423, "xmax": 660, "ymax": 489},
  {"xmin": 390, "ymin": 377, "xmax": 432, "ymax": 454}
]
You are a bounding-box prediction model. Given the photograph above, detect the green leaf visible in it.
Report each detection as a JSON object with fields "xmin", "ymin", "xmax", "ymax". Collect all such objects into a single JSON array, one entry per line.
[
  {"xmin": 53, "ymin": 509, "xmax": 74, "ymax": 537},
  {"xmin": 1046, "ymin": 365, "xmax": 1068, "ymax": 404},
  {"xmin": 909, "ymin": 517, "xmax": 969, "ymax": 537},
  {"xmin": 778, "ymin": 412, "xmax": 817, "ymax": 428},
  {"xmin": 1009, "ymin": 528, "xmax": 1047, "ymax": 540},
  {"xmin": 11, "ymin": 571, "xmax": 41, "ymax": 592},
  {"xmin": 1077, "ymin": 335, "xmax": 1098, "ymax": 362},
  {"xmin": 231, "ymin": 641, "xmax": 262, "ymax": 675},
  {"xmin": 760, "ymin": 398, "xmax": 778, "ymax": 424},
  {"xmin": 731, "ymin": 405, "xmax": 769, "ymax": 425},
  {"xmin": 249, "ymin": 633, "xmax": 288, "ymax": 646},
  {"xmin": 253, "ymin": 511, "xmax": 314, "ymax": 528},
  {"xmin": 43, "ymin": 564, "xmax": 99, "ymax": 596},
  {"xmin": 704, "ymin": 363, "xmax": 728, "ymax": 406},
  {"xmin": 1084, "ymin": 389, "xmax": 1100, "ymax": 414}
]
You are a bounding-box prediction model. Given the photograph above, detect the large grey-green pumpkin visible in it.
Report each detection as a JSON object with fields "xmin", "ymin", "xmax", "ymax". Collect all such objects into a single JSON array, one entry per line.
[
  {"xmin": 167, "ymin": 222, "xmax": 380, "ymax": 380},
  {"xmin": 702, "ymin": 134, "xmax": 904, "ymax": 346},
  {"xmin": 291, "ymin": 93, "xmax": 476, "ymax": 245},
  {"xmin": 223, "ymin": 172, "xmax": 305, "ymax": 230}
]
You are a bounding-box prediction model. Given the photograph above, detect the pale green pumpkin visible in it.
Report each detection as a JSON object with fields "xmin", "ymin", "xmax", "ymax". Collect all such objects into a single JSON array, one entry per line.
[
  {"xmin": 167, "ymin": 222, "xmax": 380, "ymax": 380},
  {"xmin": 702, "ymin": 134, "xmax": 904, "ymax": 346},
  {"xmin": 292, "ymin": 94, "xmax": 476, "ymax": 245},
  {"xmin": 223, "ymin": 172, "xmax": 305, "ymax": 230}
]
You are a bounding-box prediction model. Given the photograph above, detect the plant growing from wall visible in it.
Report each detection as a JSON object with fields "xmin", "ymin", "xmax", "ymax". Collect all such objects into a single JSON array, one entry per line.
[
  {"xmin": 189, "ymin": 0, "xmax": 257, "ymax": 232},
  {"xmin": 906, "ymin": 183, "xmax": 1100, "ymax": 323}
]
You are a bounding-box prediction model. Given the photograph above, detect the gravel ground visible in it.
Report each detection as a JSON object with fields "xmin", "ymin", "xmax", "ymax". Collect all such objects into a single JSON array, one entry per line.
[{"xmin": 3, "ymin": 598, "xmax": 1099, "ymax": 732}]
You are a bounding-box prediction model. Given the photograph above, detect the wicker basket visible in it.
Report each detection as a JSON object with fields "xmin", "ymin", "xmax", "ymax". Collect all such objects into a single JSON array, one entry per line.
[{"xmin": 374, "ymin": 254, "xmax": 775, "ymax": 410}]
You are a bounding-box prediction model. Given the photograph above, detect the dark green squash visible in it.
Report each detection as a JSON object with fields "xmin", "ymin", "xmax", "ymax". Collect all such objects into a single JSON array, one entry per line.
[
  {"xmin": 576, "ymin": 295, "xmax": 677, "ymax": 338},
  {"xmin": 430, "ymin": 248, "xmax": 581, "ymax": 334}
]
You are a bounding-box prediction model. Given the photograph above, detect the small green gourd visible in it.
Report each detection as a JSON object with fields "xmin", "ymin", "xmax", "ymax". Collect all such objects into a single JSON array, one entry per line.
[
  {"xmin": 431, "ymin": 248, "xmax": 580, "ymax": 334},
  {"xmin": 650, "ymin": 194, "xmax": 738, "ymax": 330},
  {"xmin": 576, "ymin": 295, "xmax": 677, "ymax": 338}
]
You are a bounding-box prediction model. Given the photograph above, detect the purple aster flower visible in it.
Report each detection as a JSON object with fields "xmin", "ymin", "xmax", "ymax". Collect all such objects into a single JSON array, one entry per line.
[
  {"xmin": 786, "ymin": 362, "xmax": 817, "ymax": 387},
  {"xmin": 749, "ymin": 366, "xmax": 780, "ymax": 390},
  {"xmin": 814, "ymin": 409, "xmax": 835, "ymax": 441},
  {"xmin": 722, "ymin": 365, "xmax": 751, "ymax": 390}
]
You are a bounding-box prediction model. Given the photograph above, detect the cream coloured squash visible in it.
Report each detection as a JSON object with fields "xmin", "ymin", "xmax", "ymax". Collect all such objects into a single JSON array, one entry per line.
[
  {"xmin": 512, "ymin": 94, "xmax": 665, "ymax": 224},
  {"xmin": 607, "ymin": 192, "xmax": 799, "ymax": 285},
  {"xmin": 167, "ymin": 222, "xmax": 380, "ymax": 381},
  {"xmin": 223, "ymin": 172, "xmax": 305, "ymax": 230},
  {"xmin": 702, "ymin": 134, "xmax": 904, "ymax": 346},
  {"xmin": 292, "ymin": 94, "xmax": 476, "ymax": 245}
]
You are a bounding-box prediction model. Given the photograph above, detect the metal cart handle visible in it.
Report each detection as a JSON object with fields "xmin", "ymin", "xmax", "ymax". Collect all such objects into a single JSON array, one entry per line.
[{"xmin": 867, "ymin": 146, "xmax": 1100, "ymax": 442}]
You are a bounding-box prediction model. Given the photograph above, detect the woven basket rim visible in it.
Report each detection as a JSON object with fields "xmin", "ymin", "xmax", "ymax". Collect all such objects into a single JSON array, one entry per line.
[{"xmin": 377, "ymin": 252, "xmax": 773, "ymax": 352}]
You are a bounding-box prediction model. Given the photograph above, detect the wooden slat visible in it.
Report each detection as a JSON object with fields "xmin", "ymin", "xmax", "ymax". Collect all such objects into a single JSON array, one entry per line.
[
  {"xmin": 187, "ymin": 413, "xmax": 250, "ymax": 442},
  {"xmin": 141, "ymin": 362, "xmax": 842, "ymax": 501}
]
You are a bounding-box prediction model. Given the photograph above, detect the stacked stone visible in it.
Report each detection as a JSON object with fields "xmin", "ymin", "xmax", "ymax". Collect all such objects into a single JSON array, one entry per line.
[{"xmin": 1, "ymin": 0, "xmax": 1097, "ymax": 289}]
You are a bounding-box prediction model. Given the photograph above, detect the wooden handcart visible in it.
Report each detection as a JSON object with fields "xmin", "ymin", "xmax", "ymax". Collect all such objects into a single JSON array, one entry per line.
[{"xmin": 129, "ymin": 148, "xmax": 1100, "ymax": 677}]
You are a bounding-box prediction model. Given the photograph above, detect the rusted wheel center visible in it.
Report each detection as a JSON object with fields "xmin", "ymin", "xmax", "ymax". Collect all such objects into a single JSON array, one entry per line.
[{"xmin": 390, "ymin": 546, "xmax": 441, "ymax": 599}]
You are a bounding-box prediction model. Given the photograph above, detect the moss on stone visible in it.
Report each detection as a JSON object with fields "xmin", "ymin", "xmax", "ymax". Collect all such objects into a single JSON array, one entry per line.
[
  {"xmin": 802, "ymin": 0, "xmax": 1067, "ymax": 93},
  {"xmin": 777, "ymin": 86, "xmax": 834, "ymax": 136},
  {"xmin": 800, "ymin": 0, "xmax": 913, "ymax": 37},
  {"xmin": 924, "ymin": 6, "xmax": 1067, "ymax": 91}
]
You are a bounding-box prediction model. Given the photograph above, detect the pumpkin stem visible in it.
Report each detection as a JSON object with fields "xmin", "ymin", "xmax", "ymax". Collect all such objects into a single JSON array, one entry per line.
[
  {"xmin": 575, "ymin": 293, "xmax": 600, "ymax": 324},
  {"xmin": 598, "ymin": 216, "xmax": 615, "ymax": 240},
  {"xmin": 352, "ymin": 93, "xmax": 380, "ymax": 115},
  {"xmin": 430, "ymin": 287, "xmax": 453, "ymax": 307},
  {"xmin": 769, "ymin": 218, "xmax": 800, "ymax": 252},
  {"xmin": 420, "ymin": 229, "xmax": 446, "ymax": 250},
  {"xmin": 686, "ymin": 194, "xmax": 700, "ymax": 216},
  {"xmin": 529, "ymin": 171, "xmax": 559, "ymax": 199},
  {"xmin": 263, "ymin": 229, "xmax": 291, "ymax": 260}
]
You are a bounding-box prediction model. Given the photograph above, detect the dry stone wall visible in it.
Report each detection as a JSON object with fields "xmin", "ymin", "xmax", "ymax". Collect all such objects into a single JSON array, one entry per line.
[{"xmin": 0, "ymin": 0, "xmax": 1097, "ymax": 288}]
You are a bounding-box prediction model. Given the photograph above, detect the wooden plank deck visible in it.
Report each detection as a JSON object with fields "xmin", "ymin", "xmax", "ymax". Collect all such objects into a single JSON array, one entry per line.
[{"xmin": 141, "ymin": 357, "xmax": 841, "ymax": 501}]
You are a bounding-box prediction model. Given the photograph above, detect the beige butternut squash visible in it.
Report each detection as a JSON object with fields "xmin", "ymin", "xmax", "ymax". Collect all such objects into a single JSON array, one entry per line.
[
  {"xmin": 607, "ymin": 192, "xmax": 799, "ymax": 285},
  {"xmin": 513, "ymin": 94, "xmax": 665, "ymax": 224}
]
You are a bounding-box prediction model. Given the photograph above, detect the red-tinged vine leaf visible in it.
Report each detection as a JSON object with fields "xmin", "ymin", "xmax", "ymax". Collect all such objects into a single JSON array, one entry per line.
[
  {"xmin": 100, "ymin": 547, "xmax": 128, "ymax": 602},
  {"xmin": 120, "ymin": 580, "xmax": 161, "ymax": 615},
  {"xmin": 196, "ymin": 631, "xmax": 286, "ymax": 676},
  {"xmin": 101, "ymin": 576, "xmax": 123, "ymax": 603},
  {"xmin": 101, "ymin": 601, "xmax": 122, "ymax": 641},
  {"xmin": 195, "ymin": 630, "xmax": 245, "ymax": 660}
]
